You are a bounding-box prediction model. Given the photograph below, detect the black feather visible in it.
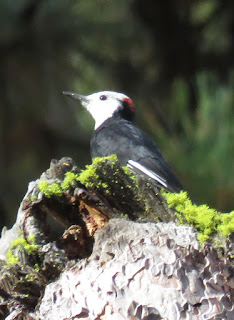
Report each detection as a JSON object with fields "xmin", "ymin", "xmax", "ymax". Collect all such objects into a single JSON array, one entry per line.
[{"xmin": 90, "ymin": 116, "xmax": 183, "ymax": 193}]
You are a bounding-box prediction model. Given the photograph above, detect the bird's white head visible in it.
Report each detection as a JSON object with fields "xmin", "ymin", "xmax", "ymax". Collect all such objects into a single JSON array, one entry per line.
[{"xmin": 63, "ymin": 90, "xmax": 135, "ymax": 129}]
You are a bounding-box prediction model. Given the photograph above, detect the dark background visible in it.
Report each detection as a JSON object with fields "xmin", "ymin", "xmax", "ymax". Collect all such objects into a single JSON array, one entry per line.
[{"xmin": 0, "ymin": 0, "xmax": 234, "ymax": 229}]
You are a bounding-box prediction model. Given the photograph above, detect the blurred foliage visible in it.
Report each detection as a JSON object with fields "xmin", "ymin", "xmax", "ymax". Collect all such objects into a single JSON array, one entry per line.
[{"xmin": 0, "ymin": 0, "xmax": 234, "ymax": 228}]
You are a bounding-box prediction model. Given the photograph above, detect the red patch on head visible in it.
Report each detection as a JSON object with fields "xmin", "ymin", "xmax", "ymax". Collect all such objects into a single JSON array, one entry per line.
[{"xmin": 123, "ymin": 98, "xmax": 134, "ymax": 112}]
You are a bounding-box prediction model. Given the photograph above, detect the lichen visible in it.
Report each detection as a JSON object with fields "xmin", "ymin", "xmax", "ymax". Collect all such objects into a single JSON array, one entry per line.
[{"xmin": 162, "ymin": 190, "xmax": 234, "ymax": 243}]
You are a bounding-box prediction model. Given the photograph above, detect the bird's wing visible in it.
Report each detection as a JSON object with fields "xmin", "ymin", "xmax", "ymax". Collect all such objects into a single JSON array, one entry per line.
[
  {"xmin": 127, "ymin": 160, "xmax": 168, "ymax": 189},
  {"xmin": 91, "ymin": 119, "xmax": 183, "ymax": 192}
]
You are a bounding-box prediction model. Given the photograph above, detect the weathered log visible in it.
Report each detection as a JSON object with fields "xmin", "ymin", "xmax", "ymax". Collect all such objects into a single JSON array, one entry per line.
[{"xmin": 0, "ymin": 157, "xmax": 233, "ymax": 320}]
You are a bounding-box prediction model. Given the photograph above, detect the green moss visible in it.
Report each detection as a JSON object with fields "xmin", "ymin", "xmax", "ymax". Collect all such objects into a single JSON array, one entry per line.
[
  {"xmin": 77, "ymin": 163, "xmax": 98, "ymax": 187},
  {"xmin": 25, "ymin": 271, "xmax": 40, "ymax": 281},
  {"xmin": 93, "ymin": 154, "xmax": 118, "ymax": 166},
  {"xmin": 6, "ymin": 250, "xmax": 19, "ymax": 265},
  {"xmin": 162, "ymin": 190, "xmax": 234, "ymax": 243},
  {"xmin": 39, "ymin": 171, "xmax": 80, "ymax": 198},
  {"xmin": 31, "ymin": 194, "xmax": 38, "ymax": 201},
  {"xmin": 6, "ymin": 235, "xmax": 38, "ymax": 265},
  {"xmin": 39, "ymin": 181, "xmax": 63, "ymax": 198},
  {"xmin": 120, "ymin": 213, "xmax": 129, "ymax": 219},
  {"xmin": 77, "ymin": 155, "xmax": 119, "ymax": 188},
  {"xmin": 38, "ymin": 155, "xmax": 127, "ymax": 197},
  {"xmin": 122, "ymin": 165, "xmax": 136, "ymax": 181},
  {"xmin": 61, "ymin": 171, "xmax": 79, "ymax": 190},
  {"xmin": 217, "ymin": 211, "xmax": 234, "ymax": 237}
]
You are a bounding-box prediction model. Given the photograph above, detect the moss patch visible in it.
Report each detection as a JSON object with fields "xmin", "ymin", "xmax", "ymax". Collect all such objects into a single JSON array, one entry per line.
[
  {"xmin": 77, "ymin": 155, "xmax": 120, "ymax": 188},
  {"xmin": 61, "ymin": 171, "xmax": 79, "ymax": 190},
  {"xmin": 162, "ymin": 190, "xmax": 234, "ymax": 243},
  {"xmin": 38, "ymin": 181, "xmax": 63, "ymax": 198},
  {"xmin": 6, "ymin": 235, "xmax": 38, "ymax": 265},
  {"xmin": 76, "ymin": 154, "xmax": 137, "ymax": 192},
  {"xmin": 38, "ymin": 155, "xmax": 137, "ymax": 206},
  {"xmin": 122, "ymin": 165, "xmax": 136, "ymax": 182},
  {"xmin": 38, "ymin": 155, "xmax": 131, "ymax": 200},
  {"xmin": 39, "ymin": 172, "xmax": 80, "ymax": 198},
  {"xmin": 75, "ymin": 155, "xmax": 141, "ymax": 218}
]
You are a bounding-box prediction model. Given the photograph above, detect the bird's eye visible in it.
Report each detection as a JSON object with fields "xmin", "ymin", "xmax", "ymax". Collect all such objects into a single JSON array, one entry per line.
[{"xmin": 100, "ymin": 95, "xmax": 107, "ymax": 101}]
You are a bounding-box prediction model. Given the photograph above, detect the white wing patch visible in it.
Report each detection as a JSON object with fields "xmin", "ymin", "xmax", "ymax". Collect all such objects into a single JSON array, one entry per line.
[{"xmin": 127, "ymin": 159, "xmax": 168, "ymax": 189}]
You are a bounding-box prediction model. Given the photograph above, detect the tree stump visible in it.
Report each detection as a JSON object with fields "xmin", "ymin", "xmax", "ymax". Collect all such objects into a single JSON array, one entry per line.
[{"xmin": 0, "ymin": 157, "xmax": 233, "ymax": 320}]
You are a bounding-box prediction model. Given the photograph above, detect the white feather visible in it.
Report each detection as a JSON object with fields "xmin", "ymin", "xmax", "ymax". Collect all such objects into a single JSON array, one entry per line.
[
  {"xmin": 84, "ymin": 91, "xmax": 130, "ymax": 129},
  {"xmin": 127, "ymin": 159, "xmax": 168, "ymax": 188}
]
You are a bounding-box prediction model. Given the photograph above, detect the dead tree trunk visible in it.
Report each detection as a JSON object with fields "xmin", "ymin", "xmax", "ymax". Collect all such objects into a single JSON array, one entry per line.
[{"xmin": 0, "ymin": 157, "xmax": 233, "ymax": 320}]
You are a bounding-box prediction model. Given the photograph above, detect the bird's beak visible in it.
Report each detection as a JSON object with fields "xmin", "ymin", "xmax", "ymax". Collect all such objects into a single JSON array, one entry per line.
[{"xmin": 63, "ymin": 91, "xmax": 88, "ymax": 106}]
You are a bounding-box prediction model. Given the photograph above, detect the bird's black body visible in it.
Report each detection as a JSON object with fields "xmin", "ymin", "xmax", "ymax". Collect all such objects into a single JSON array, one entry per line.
[{"xmin": 91, "ymin": 115, "xmax": 183, "ymax": 193}]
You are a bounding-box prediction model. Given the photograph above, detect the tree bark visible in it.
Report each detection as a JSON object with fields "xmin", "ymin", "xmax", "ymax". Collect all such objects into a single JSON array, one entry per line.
[{"xmin": 0, "ymin": 157, "xmax": 233, "ymax": 320}]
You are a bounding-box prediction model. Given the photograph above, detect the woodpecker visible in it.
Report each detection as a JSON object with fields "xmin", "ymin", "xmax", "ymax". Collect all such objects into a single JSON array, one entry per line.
[{"xmin": 63, "ymin": 90, "xmax": 183, "ymax": 192}]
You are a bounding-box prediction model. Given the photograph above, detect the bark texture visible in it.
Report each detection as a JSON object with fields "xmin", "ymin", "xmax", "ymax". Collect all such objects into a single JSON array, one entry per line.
[
  {"xmin": 38, "ymin": 219, "xmax": 233, "ymax": 320},
  {"xmin": 0, "ymin": 157, "xmax": 233, "ymax": 320}
]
